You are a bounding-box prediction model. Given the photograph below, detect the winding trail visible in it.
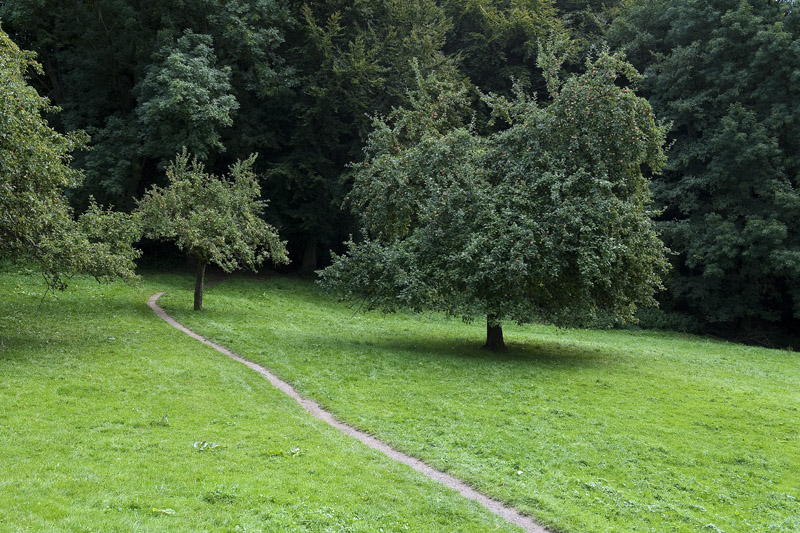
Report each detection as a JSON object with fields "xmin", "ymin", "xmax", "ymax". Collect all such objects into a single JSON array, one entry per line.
[{"xmin": 148, "ymin": 290, "xmax": 550, "ymax": 533}]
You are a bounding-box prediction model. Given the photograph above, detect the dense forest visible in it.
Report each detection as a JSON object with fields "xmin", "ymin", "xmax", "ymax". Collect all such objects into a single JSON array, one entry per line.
[{"xmin": 2, "ymin": 0, "xmax": 798, "ymax": 339}]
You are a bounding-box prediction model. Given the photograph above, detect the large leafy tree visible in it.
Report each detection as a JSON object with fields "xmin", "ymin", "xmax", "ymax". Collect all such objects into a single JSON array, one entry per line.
[
  {"xmin": 136, "ymin": 150, "xmax": 288, "ymax": 310},
  {"xmin": 320, "ymin": 49, "xmax": 669, "ymax": 349},
  {"xmin": 264, "ymin": 0, "xmax": 456, "ymax": 270},
  {"xmin": 0, "ymin": 27, "xmax": 140, "ymax": 290},
  {"xmin": 609, "ymin": 0, "xmax": 800, "ymax": 332}
]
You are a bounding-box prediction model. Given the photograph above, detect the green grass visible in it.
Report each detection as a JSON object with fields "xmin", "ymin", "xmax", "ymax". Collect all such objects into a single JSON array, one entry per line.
[
  {"xmin": 160, "ymin": 275, "xmax": 800, "ymax": 532},
  {"xmin": 0, "ymin": 268, "xmax": 520, "ymax": 532}
]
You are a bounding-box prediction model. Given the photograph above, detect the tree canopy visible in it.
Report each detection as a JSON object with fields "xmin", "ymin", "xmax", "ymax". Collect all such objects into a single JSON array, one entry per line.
[
  {"xmin": 439, "ymin": 0, "xmax": 565, "ymax": 94},
  {"xmin": 263, "ymin": 0, "xmax": 458, "ymax": 270},
  {"xmin": 610, "ymin": 0, "xmax": 800, "ymax": 332},
  {"xmin": 0, "ymin": 26, "xmax": 140, "ymax": 290},
  {"xmin": 135, "ymin": 30, "xmax": 239, "ymax": 163},
  {"xmin": 0, "ymin": 0, "xmax": 293, "ymax": 211},
  {"xmin": 320, "ymin": 49, "xmax": 669, "ymax": 349}
]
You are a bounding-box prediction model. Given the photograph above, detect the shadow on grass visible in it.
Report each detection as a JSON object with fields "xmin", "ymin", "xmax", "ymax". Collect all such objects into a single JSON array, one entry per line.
[
  {"xmin": 0, "ymin": 274, "xmax": 194, "ymax": 361},
  {"xmin": 194, "ymin": 313, "xmax": 619, "ymax": 373},
  {"xmin": 157, "ymin": 274, "xmax": 622, "ymax": 371},
  {"xmin": 313, "ymin": 332, "xmax": 616, "ymax": 369},
  {"xmin": 0, "ymin": 331, "xmax": 75, "ymax": 362}
]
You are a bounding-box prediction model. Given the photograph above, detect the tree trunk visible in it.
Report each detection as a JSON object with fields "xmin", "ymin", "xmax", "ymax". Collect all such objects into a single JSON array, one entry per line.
[
  {"xmin": 126, "ymin": 155, "xmax": 145, "ymax": 211},
  {"xmin": 194, "ymin": 260, "xmax": 206, "ymax": 311},
  {"xmin": 300, "ymin": 239, "xmax": 317, "ymax": 273},
  {"xmin": 483, "ymin": 315, "xmax": 506, "ymax": 351}
]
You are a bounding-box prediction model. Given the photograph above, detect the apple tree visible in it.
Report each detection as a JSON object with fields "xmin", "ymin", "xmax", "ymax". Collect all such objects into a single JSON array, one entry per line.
[
  {"xmin": 1, "ymin": 27, "xmax": 140, "ymax": 290},
  {"xmin": 320, "ymin": 49, "xmax": 669, "ymax": 349},
  {"xmin": 137, "ymin": 150, "xmax": 288, "ymax": 310}
]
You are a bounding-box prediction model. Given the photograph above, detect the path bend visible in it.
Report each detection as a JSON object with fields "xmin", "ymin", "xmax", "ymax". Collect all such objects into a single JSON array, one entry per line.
[{"xmin": 148, "ymin": 291, "xmax": 550, "ymax": 533}]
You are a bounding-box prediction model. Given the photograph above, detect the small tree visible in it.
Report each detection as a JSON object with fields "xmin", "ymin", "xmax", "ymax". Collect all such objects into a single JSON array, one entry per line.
[
  {"xmin": 320, "ymin": 49, "xmax": 669, "ymax": 350},
  {"xmin": 0, "ymin": 27, "xmax": 140, "ymax": 290},
  {"xmin": 137, "ymin": 150, "xmax": 288, "ymax": 310}
]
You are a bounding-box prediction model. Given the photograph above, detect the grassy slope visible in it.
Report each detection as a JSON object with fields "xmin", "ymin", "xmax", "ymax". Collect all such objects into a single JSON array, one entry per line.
[
  {"xmin": 0, "ymin": 269, "xmax": 519, "ymax": 532},
  {"xmin": 163, "ymin": 275, "xmax": 800, "ymax": 533}
]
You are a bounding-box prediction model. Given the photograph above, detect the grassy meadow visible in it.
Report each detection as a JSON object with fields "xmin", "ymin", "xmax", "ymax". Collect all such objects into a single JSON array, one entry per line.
[
  {"xmin": 2, "ymin": 267, "xmax": 798, "ymax": 532},
  {"xmin": 162, "ymin": 275, "xmax": 800, "ymax": 532},
  {"xmin": 0, "ymin": 268, "xmax": 518, "ymax": 532}
]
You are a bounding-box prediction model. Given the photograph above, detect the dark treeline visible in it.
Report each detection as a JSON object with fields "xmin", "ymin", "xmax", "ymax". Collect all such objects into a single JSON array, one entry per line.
[
  {"xmin": 2, "ymin": 0, "xmax": 799, "ymax": 339},
  {"xmin": 609, "ymin": 0, "xmax": 800, "ymax": 341}
]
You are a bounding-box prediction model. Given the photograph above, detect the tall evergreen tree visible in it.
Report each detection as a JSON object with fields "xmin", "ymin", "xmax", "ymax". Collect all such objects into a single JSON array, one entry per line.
[{"xmin": 554, "ymin": 0, "xmax": 623, "ymax": 51}]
